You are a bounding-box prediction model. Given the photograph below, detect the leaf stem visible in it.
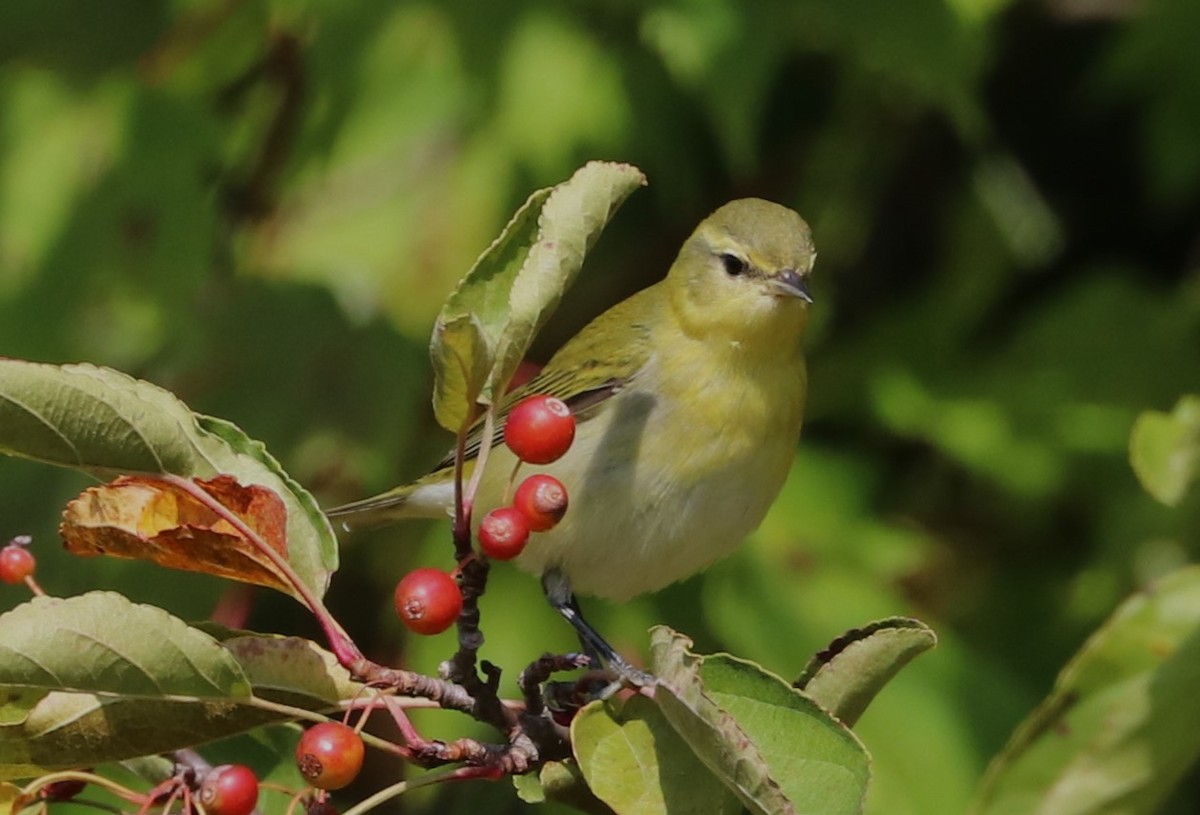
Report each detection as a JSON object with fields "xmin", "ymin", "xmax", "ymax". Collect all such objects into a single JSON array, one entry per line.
[
  {"xmin": 158, "ymin": 474, "xmax": 365, "ymax": 669},
  {"xmin": 452, "ymin": 427, "xmax": 470, "ymax": 554},
  {"xmin": 453, "ymin": 404, "xmax": 497, "ymax": 559},
  {"xmin": 20, "ymin": 770, "xmax": 141, "ymax": 805},
  {"xmin": 462, "ymin": 405, "xmax": 497, "ymax": 527},
  {"xmin": 246, "ymin": 696, "xmax": 409, "ymax": 757}
]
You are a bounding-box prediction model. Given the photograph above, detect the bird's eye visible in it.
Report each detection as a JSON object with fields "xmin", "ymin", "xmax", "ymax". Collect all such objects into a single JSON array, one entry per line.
[{"xmin": 720, "ymin": 253, "xmax": 747, "ymax": 277}]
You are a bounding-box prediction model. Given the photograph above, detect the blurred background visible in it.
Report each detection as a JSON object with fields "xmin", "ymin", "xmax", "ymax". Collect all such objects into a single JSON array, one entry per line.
[{"xmin": 1, "ymin": 0, "xmax": 1198, "ymax": 812}]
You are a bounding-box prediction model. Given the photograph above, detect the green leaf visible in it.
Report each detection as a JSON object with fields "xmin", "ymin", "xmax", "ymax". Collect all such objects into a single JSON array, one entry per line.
[
  {"xmin": 0, "ymin": 600, "xmax": 367, "ymax": 779},
  {"xmin": 1130, "ymin": 395, "xmax": 1200, "ymax": 506},
  {"xmin": 431, "ymin": 311, "xmax": 496, "ymax": 434},
  {"xmin": 0, "ymin": 359, "xmax": 337, "ymax": 598},
  {"xmin": 701, "ymin": 656, "xmax": 870, "ymax": 815},
  {"xmin": 512, "ymin": 770, "xmax": 547, "ymax": 804},
  {"xmin": 650, "ymin": 627, "xmax": 870, "ymax": 815},
  {"xmin": 0, "ymin": 690, "xmax": 283, "ymax": 779},
  {"xmin": 573, "ymin": 694, "xmax": 740, "ymax": 815},
  {"xmin": 429, "ymin": 160, "xmax": 646, "ymax": 432},
  {"xmin": 0, "ymin": 594, "xmax": 312, "ymax": 779},
  {"xmin": 794, "ymin": 617, "xmax": 937, "ymax": 727},
  {"xmin": 0, "ymin": 689, "xmax": 43, "ymax": 727},
  {"xmin": 970, "ymin": 565, "xmax": 1200, "ymax": 815},
  {"xmin": 0, "ymin": 592, "xmax": 249, "ymax": 699},
  {"xmin": 650, "ymin": 628, "xmax": 791, "ymax": 815},
  {"xmin": 514, "ymin": 758, "xmax": 620, "ymax": 815},
  {"xmin": 221, "ymin": 635, "xmax": 364, "ymax": 710}
]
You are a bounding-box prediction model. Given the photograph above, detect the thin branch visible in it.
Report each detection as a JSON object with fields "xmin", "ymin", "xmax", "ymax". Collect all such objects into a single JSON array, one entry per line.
[
  {"xmin": 157, "ymin": 474, "xmax": 478, "ymax": 710},
  {"xmin": 518, "ymin": 652, "xmax": 591, "ymax": 717}
]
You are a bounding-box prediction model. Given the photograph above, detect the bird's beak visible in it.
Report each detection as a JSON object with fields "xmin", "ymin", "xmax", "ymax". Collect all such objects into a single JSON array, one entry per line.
[{"xmin": 769, "ymin": 268, "xmax": 813, "ymax": 303}]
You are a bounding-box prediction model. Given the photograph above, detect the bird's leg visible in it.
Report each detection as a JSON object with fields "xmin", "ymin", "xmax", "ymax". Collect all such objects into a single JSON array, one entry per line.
[{"xmin": 541, "ymin": 569, "xmax": 655, "ymax": 689}]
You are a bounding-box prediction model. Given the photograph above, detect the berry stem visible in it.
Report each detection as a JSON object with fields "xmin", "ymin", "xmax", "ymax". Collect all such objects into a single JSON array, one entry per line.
[
  {"xmin": 504, "ymin": 459, "xmax": 522, "ymax": 504},
  {"xmin": 20, "ymin": 770, "xmax": 136, "ymax": 805},
  {"xmin": 454, "ymin": 404, "xmax": 498, "ymax": 559},
  {"xmin": 451, "ymin": 428, "xmax": 470, "ymax": 556},
  {"xmin": 23, "ymin": 574, "xmax": 47, "ymax": 597},
  {"xmin": 248, "ymin": 698, "xmax": 409, "ymax": 758}
]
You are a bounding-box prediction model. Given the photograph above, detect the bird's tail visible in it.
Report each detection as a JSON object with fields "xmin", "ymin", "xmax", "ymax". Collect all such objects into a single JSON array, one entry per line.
[
  {"xmin": 325, "ymin": 474, "xmax": 453, "ymax": 531},
  {"xmin": 325, "ymin": 485, "xmax": 418, "ymax": 531}
]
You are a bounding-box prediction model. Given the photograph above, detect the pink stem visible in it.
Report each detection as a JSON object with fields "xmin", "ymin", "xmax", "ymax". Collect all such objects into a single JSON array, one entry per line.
[{"xmin": 159, "ymin": 473, "xmax": 364, "ymax": 667}]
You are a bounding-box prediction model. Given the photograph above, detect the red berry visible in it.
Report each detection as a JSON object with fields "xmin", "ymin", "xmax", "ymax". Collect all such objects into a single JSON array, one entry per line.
[
  {"xmin": 394, "ymin": 568, "xmax": 462, "ymax": 635},
  {"xmin": 479, "ymin": 507, "xmax": 530, "ymax": 560},
  {"xmin": 504, "ymin": 395, "xmax": 575, "ymax": 464},
  {"xmin": 513, "ymin": 475, "xmax": 569, "ymax": 532},
  {"xmin": 198, "ymin": 764, "xmax": 258, "ymax": 815},
  {"xmin": 0, "ymin": 544, "xmax": 35, "ymax": 585},
  {"xmin": 296, "ymin": 722, "xmax": 364, "ymax": 791}
]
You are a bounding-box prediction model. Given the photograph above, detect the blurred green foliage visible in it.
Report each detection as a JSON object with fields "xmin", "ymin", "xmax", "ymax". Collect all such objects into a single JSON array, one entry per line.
[{"xmin": 1, "ymin": 0, "xmax": 1198, "ymax": 812}]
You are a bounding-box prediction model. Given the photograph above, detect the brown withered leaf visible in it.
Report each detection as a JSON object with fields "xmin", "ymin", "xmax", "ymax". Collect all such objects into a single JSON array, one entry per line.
[{"xmin": 61, "ymin": 475, "xmax": 295, "ymax": 596}]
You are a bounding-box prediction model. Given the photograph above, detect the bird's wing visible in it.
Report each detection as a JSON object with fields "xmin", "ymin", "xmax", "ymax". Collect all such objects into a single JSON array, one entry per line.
[
  {"xmin": 435, "ymin": 288, "xmax": 659, "ymax": 471},
  {"xmin": 435, "ymin": 351, "xmax": 643, "ymax": 472}
]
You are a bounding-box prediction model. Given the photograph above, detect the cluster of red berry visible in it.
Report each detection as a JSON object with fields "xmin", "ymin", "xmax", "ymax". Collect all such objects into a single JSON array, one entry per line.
[
  {"xmin": 196, "ymin": 722, "xmax": 364, "ymax": 815},
  {"xmin": 393, "ymin": 394, "xmax": 575, "ymax": 636},
  {"xmin": 5, "ymin": 397, "xmax": 577, "ymax": 807}
]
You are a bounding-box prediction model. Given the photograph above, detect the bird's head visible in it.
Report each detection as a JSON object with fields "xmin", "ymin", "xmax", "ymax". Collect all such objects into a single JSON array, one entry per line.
[{"xmin": 666, "ymin": 198, "xmax": 816, "ymax": 352}]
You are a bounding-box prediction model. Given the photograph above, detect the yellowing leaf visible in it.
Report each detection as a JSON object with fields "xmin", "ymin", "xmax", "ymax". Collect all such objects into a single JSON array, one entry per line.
[{"xmin": 61, "ymin": 475, "xmax": 295, "ymax": 596}]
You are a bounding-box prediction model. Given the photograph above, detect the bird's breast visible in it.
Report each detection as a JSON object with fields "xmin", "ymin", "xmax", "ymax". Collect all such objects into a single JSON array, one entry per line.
[{"xmin": 491, "ymin": 349, "xmax": 806, "ymax": 601}]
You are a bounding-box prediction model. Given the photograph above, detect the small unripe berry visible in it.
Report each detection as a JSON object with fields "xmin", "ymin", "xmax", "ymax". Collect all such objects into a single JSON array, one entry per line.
[
  {"xmin": 513, "ymin": 474, "xmax": 569, "ymax": 531},
  {"xmin": 40, "ymin": 777, "xmax": 87, "ymax": 801},
  {"xmin": 479, "ymin": 507, "xmax": 530, "ymax": 560},
  {"xmin": 504, "ymin": 395, "xmax": 575, "ymax": 464},
  {"xmin": 304, "ymin": 797, "xmax": 340, "ymax": 815},
  {"xmin": 394, "ymin": 568, "xmax": 462, "ymax": 635},
  {"xmin": 0, "ymin": 543, "xmax": 35, "ymax": 585},
  {"xmin": 198, "ymin": 764, "xmax": 258, "ymax": 815},
  {"xmin": 296, "ymin": 722, "xmax": 364, "ymax": 791}
]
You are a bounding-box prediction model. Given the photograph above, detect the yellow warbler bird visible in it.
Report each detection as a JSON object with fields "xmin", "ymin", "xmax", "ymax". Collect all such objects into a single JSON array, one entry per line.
[{"xmin": 330, "ymin": 198, "xmax": 815, "ymax": 678}]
